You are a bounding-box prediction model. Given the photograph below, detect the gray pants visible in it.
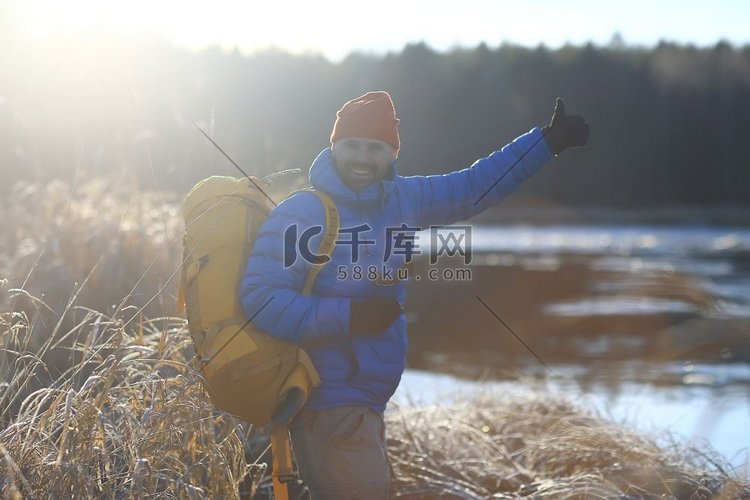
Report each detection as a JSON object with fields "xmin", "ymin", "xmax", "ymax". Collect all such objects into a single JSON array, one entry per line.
[{"xmin": 289, "ymin": 405, "xmax": 391, "ymax": 499}]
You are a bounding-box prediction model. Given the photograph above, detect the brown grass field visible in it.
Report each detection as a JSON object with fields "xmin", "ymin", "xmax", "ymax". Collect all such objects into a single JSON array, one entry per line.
[{"xmin": 1, "ymin": 179, "xmax": 748, "ymax": 498}]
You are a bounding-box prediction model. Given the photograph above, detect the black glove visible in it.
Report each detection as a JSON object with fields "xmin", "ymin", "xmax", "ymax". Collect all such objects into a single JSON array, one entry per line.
[
  {"xmin": 349, "ymin": 297, "xmax": 403, "ymax": 336},
  {"xmin": 541, "ymin": 98, "xmax": 589, "ymax": 155}
]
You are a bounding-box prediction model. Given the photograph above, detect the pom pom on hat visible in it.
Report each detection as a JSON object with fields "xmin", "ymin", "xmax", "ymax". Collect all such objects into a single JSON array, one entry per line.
[{"xmin": 330, "ymin": 91, "xmax": 400, "ymax": 154}]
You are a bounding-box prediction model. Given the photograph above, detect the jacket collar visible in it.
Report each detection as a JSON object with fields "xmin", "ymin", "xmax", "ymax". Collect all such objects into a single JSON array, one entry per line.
[{"xmin": 308, "ymin": 148, "xmax": 397, "ymax": 208}]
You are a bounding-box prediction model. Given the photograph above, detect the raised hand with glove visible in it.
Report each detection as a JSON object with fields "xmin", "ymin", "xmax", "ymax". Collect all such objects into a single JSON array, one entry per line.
[
  {"xmin": 349, "ymin": 296, "xmax": 403, "ymax": 336},
  {"xmin": 542, "ymin": 97, "xmax": 590, "ymax": 155}
]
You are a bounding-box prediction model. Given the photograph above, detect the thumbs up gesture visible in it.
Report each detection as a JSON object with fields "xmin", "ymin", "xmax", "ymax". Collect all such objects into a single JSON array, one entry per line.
[{"xmin": 542, "ymin": 98, "xmax": 589, "ymax": 155}]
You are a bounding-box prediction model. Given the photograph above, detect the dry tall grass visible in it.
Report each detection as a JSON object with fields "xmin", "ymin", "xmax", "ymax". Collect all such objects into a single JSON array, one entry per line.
[
  {"xmin": 2, "ymin": 308, "xmax": 747, "ymax": 498},
  {"xmin": 0, "ymin": 177, "xmax": 182, "ymax": 321},
  {"xmin": 387, "ymin": 394, "xmax": 748, "ymax": 498},
  {"xmin": 0, "ymin": 311, "xmax": 262, "ymax": 498},
  {"xmin": 1, "ymin": 179, "xmax": 748, "ymax": 498}
]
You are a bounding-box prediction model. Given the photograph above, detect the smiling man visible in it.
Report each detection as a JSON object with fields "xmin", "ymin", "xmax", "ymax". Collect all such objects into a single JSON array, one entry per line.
[
  {"xmin": 241, "ymin": 91, "xmax": 588, "ymax": 498},
  {"xmin": 332, "ymin": 136, "xmax": 395, "ymax": 191},
  {"xmin": 329, "ymin": 94, "xmax": 400, "ymax": 192}
]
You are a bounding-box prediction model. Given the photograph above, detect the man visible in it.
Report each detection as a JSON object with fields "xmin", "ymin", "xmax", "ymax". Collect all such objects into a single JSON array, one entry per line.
[{"xmin": 241, "ymin": 91, "xmax": 588, "ymax": 498}]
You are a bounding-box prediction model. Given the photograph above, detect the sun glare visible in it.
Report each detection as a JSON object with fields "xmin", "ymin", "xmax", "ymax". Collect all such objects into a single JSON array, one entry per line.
[
  {"xmin": 9, "ymin": 0, "xmax": 414, "ymax": 61},
  {"xmin": 9, "ymin": 0, "xmax": 340, "ymax": 56},
  {"xmin": 11, "ymin": 0, "xmax": 151, "ymax": 40},
  {"xmin": 7, "ymin": 0, "xmax": 750, "ymax": 63}
]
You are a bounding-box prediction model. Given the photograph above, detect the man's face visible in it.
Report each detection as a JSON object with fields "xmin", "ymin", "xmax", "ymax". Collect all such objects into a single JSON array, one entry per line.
[{"xmin": 332, "ymin": 137, "xmax": 395, "ymax": 192}]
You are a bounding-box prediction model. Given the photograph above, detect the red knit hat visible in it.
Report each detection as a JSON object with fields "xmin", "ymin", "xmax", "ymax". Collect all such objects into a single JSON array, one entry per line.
[{"xmin": 330, "ymin": 91, "xmax": 400, "ymax": 154}]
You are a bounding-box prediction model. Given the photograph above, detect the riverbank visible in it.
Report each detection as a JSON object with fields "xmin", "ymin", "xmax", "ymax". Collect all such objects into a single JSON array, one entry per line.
[
  {"xmin": 1, "ymin": 179, "xmax": 748, "ymax": 497},
  {"xmin": 0, "ymin": 311, "xmax": 747, "ymax": 498},
  {"xmin": 386, "ymin": 392, "xmax": 747, "ymax": 499}
]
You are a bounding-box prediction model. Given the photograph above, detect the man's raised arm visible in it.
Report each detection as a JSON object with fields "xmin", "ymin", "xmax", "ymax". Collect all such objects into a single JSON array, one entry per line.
[{"xmin": 401, "ymin": 98, "xmax": 589, "ymax": 227}]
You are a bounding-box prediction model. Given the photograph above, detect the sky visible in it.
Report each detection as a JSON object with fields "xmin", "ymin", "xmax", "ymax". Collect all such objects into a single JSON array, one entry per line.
[{"xmin": 5, "ymin": 0, "xmax": 750, "ymax": 61}]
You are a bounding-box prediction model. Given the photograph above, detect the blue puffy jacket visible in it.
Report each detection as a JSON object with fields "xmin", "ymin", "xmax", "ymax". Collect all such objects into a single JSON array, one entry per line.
[{"xmin": 240, "ymin": 127, "xmax": 554, "ymax": 413}]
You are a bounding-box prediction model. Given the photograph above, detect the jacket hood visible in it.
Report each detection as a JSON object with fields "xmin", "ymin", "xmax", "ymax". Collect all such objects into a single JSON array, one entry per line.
[{"xmin": 308, "ymin": 148, "xmax": 397, "ymax": 208}]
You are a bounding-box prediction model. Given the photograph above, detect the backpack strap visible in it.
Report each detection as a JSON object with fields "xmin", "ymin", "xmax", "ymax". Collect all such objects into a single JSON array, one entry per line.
[
  {"xmin": 271, "ymin": 426, "xmax": 294, "ymax": 500},
  {"xmin": 272, "ymin": 189, "xmax": 339, "ymax": 500},
  {"xmin": 301, "ymin": 190, "xmax": 340, "ymax": 296}
]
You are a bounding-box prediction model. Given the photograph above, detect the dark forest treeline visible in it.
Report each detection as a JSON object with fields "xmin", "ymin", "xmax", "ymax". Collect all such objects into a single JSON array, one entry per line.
[{"xmin": 1, "ymin": 35, "xmax": 749, "ymax": 207}]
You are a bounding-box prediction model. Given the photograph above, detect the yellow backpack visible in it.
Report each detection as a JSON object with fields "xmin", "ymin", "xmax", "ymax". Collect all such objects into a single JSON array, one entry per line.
[{"xmin": 178, "ymin": 175, "xmax": 339, "ymax": 498}]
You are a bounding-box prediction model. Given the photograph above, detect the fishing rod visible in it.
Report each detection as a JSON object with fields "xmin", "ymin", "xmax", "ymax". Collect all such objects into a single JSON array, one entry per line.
[{"xmin": 191, "ymin": 120, "xmax": 280, "ymax": 207}]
